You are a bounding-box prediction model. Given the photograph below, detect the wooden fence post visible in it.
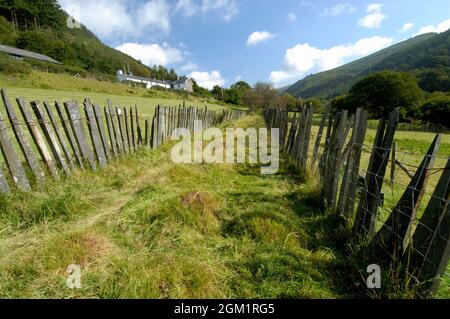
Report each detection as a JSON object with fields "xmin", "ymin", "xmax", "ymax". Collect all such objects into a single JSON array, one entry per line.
[
  {"xmin": 130, "ymin": 107, "xmax": 136, "ymax": 151},
  {"xmin": 92, "ymin": 104, "xmax": 111, "ymax": 160},
  {"xmin": 55, "ymin": 101, "xmax": 84, "ymax": 168},
  {"xmin": 298, "ymin": 106, "xmax": 314, "ymax": 173},
  {"xmin": 65, "ymin": 101, "xmax": 97, "ymax": 170},
  {"xmin": 323, "ymin": 110, "xmax": 348, "ymax": 209},
  {"xmin": 353, "ymin": 108, "xmax": 400, "ymax": 237},
  {"xmin": 18, "ymin": 98, "xmax": 59, "ymax": 179},
  {"xmin": 116, "ymin": 106, "xmax": 128, "ymax": 154},
  {"xmin": 375, "ymin": 134, "xmax": 441, "ymax": 260},
  {"xmin": 312, "ymin": 106, "xmax": 330, "ymax": 166},
  {"xmin": 1, "ymin": 89, "xmax": 45, "ymax": 182},
  {"xmin": 84, "ymin": 99, "xmax": 107, "ymax": 168},
  {"xmin": 0, "ymin": 109, "xmax": 31, "ymax": 190},
  {"xmin": 31, "ymin": 100, "xmax": 71, "ymax": 175},
  {"xmin": 104, "ymin": 106, "xmax": 117, "ymax": 158},
  {"xmin": 135, "ymin": 105, "xmax": 142, "ymax": 146},
  {"xmin": 44, "ymin": 101, "xmax": 75, "ymax": 168},
  {"xmin": 390, "ymin": 141, "xmax": 397, "ymax": 188},
  {"xmin": 409, "ymin": 157, "xmax": 450, "ymax": 295},
  {"xmin": 107, "ymin": 102, "xmax": 123, "ymax": 154},
  {"xmin": 337, "ymin": 108, "xmax": 368, "ymax": 218}
]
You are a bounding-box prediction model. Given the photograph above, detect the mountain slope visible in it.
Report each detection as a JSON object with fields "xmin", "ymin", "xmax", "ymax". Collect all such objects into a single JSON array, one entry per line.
[
  {"xmin": 0, "ymin": 0, "xmax": 178, "ymax": 80},
  {"xmin": 285, "ymin": 30, "xmax": 450, "ymax": 100}
]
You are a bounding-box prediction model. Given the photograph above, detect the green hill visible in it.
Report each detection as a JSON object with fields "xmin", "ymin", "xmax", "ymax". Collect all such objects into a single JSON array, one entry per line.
[
  {"xmin": 285, "ymin": 30, "xmax": 450, "ymax": 100},
  {"xmin": 0, "ymin": 0, "xmax": 178, "ymax": 81}
]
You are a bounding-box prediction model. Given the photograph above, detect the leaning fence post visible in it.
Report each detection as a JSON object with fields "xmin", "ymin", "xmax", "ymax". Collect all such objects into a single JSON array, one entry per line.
[
  {"xmin": 353, "ymin": 108, "xmax": 400, "ymax": 237},
  {"xmin": 323, "ymin": 110, "xmax": 348, "ymax": 210},
  {"xmin": 390, "ymin": 141, "xmax": 397, "ymax": 188},
  {"xmin": 0, "ymin": 109, "xmax": 31, "ymax": 191},
  {"xmin": 374, "ymin": 134, "xmax": 441, "ymax": 260},
  {"xmin": 18, "ymin": 97, "xmax": 59, "ymax": 180},
  {"xmin": 409, "ymin": 157, "xmax": 450, "ymax": 295},
  {"xmin": 84, "ymin": 99, "xmax": 107, "ymax": 168},
  {"xmin": 55, "ymin": 101, "xmax": 84, "ymax": 168},
  {"xmin": 337, "ymin": 108, "xmax": 368, "ymax": 218},
  {"xmin": 1, "ymin": 89, "xmax": 45, "ymax": 183},
  {"xmin": 44, "ymin": 101, "xmax": 75, "ymax": 168}
]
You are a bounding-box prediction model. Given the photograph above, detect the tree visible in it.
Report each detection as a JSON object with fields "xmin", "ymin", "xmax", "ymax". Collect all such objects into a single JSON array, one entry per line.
[
  {"xmin": 192, "ymin": 79, "xmax": 212, "ymax": 98},
  {"xmin": 232, "ymin": 81, "xmax": 251, "ymax": 91},
  {"xmin": 420, "ymin": 92, "xmax": 450, "ymax": 127},
  {"xmin": 304, "ymin": 97, "xmax": 324, "ymax": 113},
  {"xmin": 275, "ymin": 93, "xmax": 297, "ymax": 109},
  {"xmin": 224, "ymin": 81, "xmax": 251, "ymax": 105},
  {"xmin": 243, "ymin": 82, "xmax": 278, "ymax": 109},
  {"xmin": 211, "ymin": 85, "xmax": 223, "ymax": 101},
  {"xmin": 348, "ymin": 71, "xmax": 424, "ymax": 120}
]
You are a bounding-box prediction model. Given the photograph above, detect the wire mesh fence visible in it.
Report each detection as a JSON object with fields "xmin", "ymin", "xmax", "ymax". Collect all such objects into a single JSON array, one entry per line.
[{"xmin": 264, "ymin": 106, "xmax": 449, "ymax": 296}]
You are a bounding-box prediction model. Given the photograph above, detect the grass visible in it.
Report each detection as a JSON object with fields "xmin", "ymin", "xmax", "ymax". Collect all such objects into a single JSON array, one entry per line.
[{"xmin": 0, "ymin": 114, "xmax": 347, "ymax": 299}]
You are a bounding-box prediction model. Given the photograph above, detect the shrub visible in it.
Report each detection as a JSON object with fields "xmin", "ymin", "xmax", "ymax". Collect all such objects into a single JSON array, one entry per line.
[
  {"xmin": 347, "ymin": 71, "xmax": 424, "ymax": 120},
  {"xmin": 420, "ymin": 93, "xmax": 450, "ymax": 128},
  {"xmin": 0, "ymin": 54, "xmax": 32, "ymax": 75}
]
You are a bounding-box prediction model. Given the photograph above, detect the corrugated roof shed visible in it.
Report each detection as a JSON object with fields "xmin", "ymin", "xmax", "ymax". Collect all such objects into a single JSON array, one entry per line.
[{"xmin": 0, "ymin": 44, "xmax": 62, "ymax": 64}]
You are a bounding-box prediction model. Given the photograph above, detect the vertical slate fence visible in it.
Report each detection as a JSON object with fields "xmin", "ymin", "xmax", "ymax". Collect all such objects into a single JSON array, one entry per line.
[{"xmin": 0, "ymin": 88, "xmax": 245, "ymax": 194}]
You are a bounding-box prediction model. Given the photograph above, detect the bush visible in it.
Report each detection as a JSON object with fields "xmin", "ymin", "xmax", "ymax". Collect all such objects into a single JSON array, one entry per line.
[
  {"xmin": 347, "ymin": 71, "xmax": 424, "ymax": 120},
  {"xmin": 420, "ymin": 93, "xmax": 450, "ymax": 128},
  {"xmin": 0, "ymin": 55, "xmax": 32, "ymax": 75}
]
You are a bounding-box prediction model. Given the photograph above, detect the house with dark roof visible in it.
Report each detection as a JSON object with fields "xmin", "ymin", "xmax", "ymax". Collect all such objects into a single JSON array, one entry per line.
[
  {"xmin": 169, "ymin": 76, "xmax": 194, "ymax": 93},
  {"xmin": 116, "ymin": 70, "xmax": 194, "ymax": 93},
  {"xmin": 0, "ymin": 44, "xmax": 62, "ymax": 64}
]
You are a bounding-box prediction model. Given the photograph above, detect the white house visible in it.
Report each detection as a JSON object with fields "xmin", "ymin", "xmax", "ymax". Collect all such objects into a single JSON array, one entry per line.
[
  {"xmin": 169, "ymin": 77, "xmax": 194, "ymax": 93},
  {"xmin": 116, "ymin": 70, "xmax": 193, "ymax": 93},
  {"xmin": 116, "ymin": 70, "xmax": 171, "ymax": 89}
]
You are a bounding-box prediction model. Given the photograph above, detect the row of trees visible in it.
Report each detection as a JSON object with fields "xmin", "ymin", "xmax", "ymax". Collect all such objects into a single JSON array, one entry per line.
[
  {"xmin": 331, "ymin": 71, "xmax": 450, "ymax": 128},
  {"xmin": 193, "ymin": 80, "xmax": 319, "ymax": 110}
]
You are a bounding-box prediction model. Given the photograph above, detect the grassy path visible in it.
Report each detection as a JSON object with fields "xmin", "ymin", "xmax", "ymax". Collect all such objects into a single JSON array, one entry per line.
[{"xmin": 0, "ymin": 114, "xmax": 347, "ymax": 298}]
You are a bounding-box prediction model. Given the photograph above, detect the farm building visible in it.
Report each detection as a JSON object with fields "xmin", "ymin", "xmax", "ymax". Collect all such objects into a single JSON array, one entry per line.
[
  {"xmin": 0, "ymin": 44, "xmax": 62, "ymax": 64},
  {"xmin": 116, "ymin": 70, "xmax": 194, "ymax": 93}
]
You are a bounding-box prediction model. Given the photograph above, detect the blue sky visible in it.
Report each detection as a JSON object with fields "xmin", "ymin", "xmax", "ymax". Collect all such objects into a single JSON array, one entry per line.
[{"xmin": 59, "ymin": 0, "xmax": 450, "ymax": 89}]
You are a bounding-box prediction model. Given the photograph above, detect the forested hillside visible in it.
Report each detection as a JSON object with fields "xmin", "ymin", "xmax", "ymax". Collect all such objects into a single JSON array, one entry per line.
[
  {"xmin": 0, "ymin": 0, "xmax": 178, "ymax": 80},
  {"xmin": 286, "ymin": 30, "xmax": 450, "ymax": 100}
]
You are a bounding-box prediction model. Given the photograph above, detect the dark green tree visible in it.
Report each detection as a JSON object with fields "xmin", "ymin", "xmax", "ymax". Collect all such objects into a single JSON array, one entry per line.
[
  {"xmin": 420, "ymin": 92, "xmax": 450, "ymax": 127},
  {"xmin": 348, "ymin": 71, "xmax": 424, "ymax": 119}
]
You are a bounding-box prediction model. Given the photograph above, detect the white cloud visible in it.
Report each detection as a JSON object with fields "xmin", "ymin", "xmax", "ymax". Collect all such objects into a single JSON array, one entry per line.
[
  {"xmin": 176, "ymin": 0, "xmax": 198, "ymax": 16},
  {"xmin": 358, "ymin": 3, "xmax": 386, "ymax": 29},
  {"xmin": 235, "ymin": 75, "xmax": 242, "ymax": 82},
  {"xmin": 176, "ymin": 0, "xmax": 238, "ymax": 21},
  {"xmin": 189, "ymin": 70, "xmax": 224, "ymax": 89},
  {"xmin": 179, "ymin": 62, "xmax": 199, "ymax": 73},
  {"xmin": 246, "ymin": 31, "xmax": 276, "ymax": 46},
  {"xmin": 59, "ymin": 0, "xmax": 171, "ymax": 39},
  {"xmin": 321, "ymin": 3, "xmax": 356, "ymax": 16},
  {"xmin": 139, "ymin": 0, "xmax": 171, "ymax": 35},
  {"xmin": 400, "ymin": 22, "xmax": 414, "ymax": 32},
  {"xmin": 287, "ymin": 13, "xmax": 297, "ymax": 22},
  {"xmin": 115, "ymin": 43, "xmax": 184, "ymax": 67},
  {"xmin": 414, "ymin": 19, "xmax": 450, "ymax": 36},
  {"xmin": 269, "ymin": 36, "xmax": 393, "ymax": 86}
]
